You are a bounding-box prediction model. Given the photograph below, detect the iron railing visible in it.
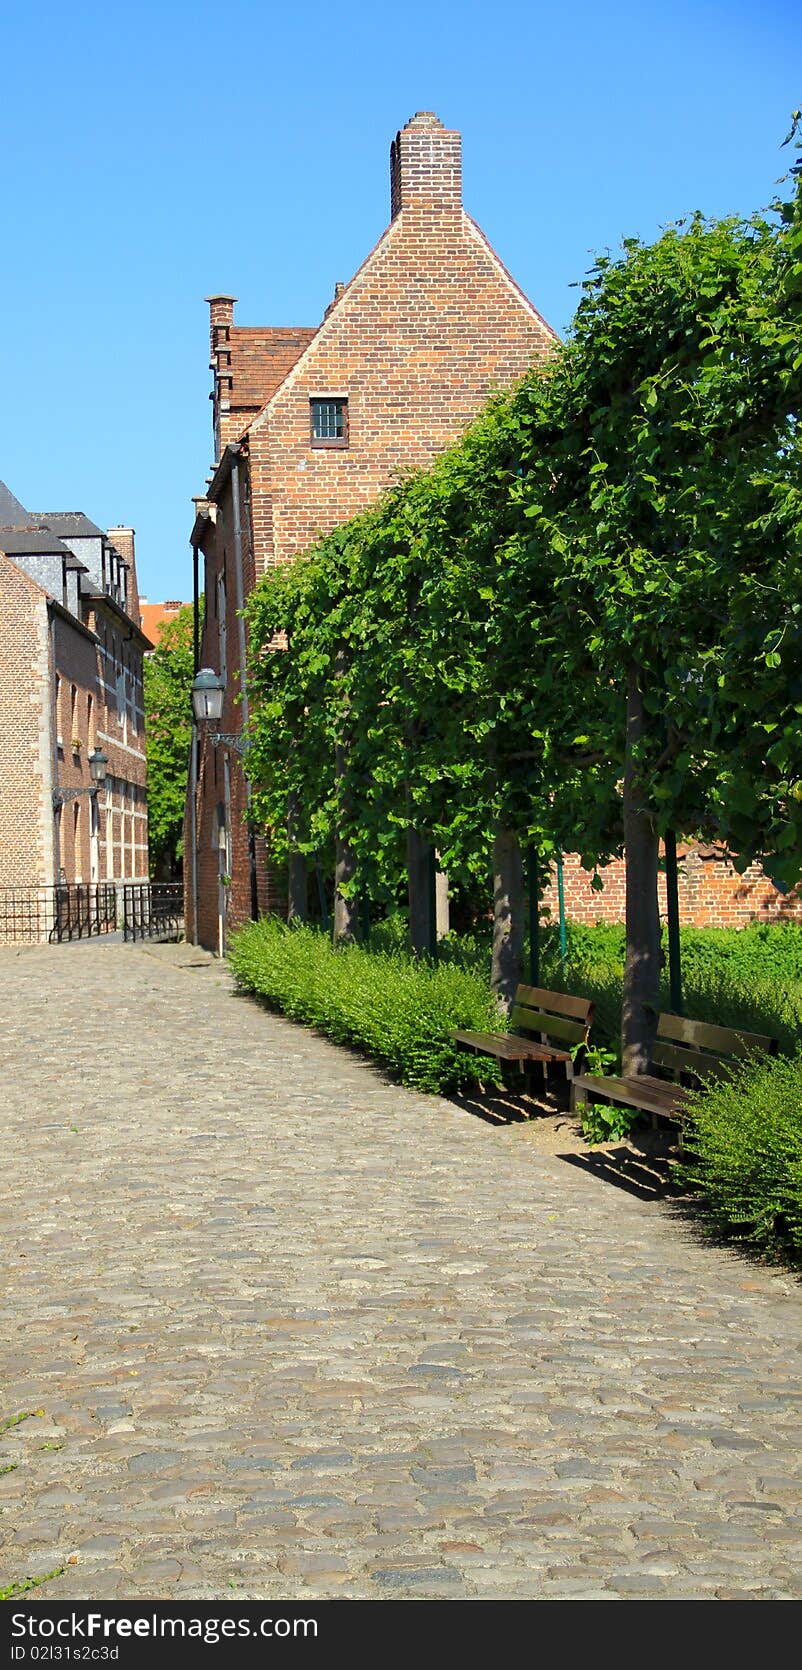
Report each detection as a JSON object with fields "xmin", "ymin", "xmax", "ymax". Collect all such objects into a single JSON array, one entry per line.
[
  {"xmin": 122, "ymin": 882, "xmax": 184, "ymax": 943},
  {"xmin": 0, "ymin": 883, "xmax": 118, "ymax": 944}
]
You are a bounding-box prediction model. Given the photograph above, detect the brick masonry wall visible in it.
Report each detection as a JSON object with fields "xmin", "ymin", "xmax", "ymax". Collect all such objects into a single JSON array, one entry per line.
[
  {"xmin": 1, "ymin": 538, "xmax": 148, "ymax": 910},
  {"xmin": 541, "ymin": 846, "xmax": 802, "ymax": 929},
  {"xmin": 246, "ymin": 197, "xmax": 553, "ymax": 575},
  {"xmin": 50, "ymin": 605, "xmax": 148, "ymax": 886},
  {"xmin": 84, "ymin": 602, "xmax": 148, "ymax": 883},
  {"xmin": 0, "ymin": 552, "xmax": 54, "ymax": 888}
]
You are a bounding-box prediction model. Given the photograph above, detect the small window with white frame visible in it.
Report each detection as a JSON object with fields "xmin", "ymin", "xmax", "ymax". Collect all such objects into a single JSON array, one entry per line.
[{"xmin": 310, "ymin": 395, "xmax": 348, "ymax": 448}]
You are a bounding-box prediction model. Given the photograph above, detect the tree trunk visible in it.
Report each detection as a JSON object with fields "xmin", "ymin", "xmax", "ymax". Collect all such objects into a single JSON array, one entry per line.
[
  {"xmin": 287, "ymin": 793, "xmax": 307, "ymax": 923},
  {"xmin": 333, "ymin": 651, "xmax": 358, "ymax": 943},
  {"xmin": 434, "ymin": 855, "xmax": 450, "ymax": 939},
  {"xmin": 621, "ymin": 666, "xmax": 662, "ymax": 1075},
  {"xmin": 491, "ymin": 824, "xmax": 524, "ymax": 1011},
  {"xmin": 288, "ymin": 851, "xmax": 308, "ymax": 922},
  {"xmin": 334, "ymin": 739, "xmax": 358, "ymax": 943},
  {"xmin": 407, "ymin": 826, "xmax": 435, "ymax": 956}
]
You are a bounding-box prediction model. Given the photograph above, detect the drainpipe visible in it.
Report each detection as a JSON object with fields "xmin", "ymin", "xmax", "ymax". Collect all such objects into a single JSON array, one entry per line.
[
  {"xmin": 192, "ymin": 543, "xmax": 200, "ymax": 674},
  {"xmin": 231, "ymin": 451, "xmax": 259, "ymax": 922}
]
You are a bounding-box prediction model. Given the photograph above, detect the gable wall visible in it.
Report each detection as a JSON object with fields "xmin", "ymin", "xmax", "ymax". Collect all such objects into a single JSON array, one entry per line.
[{"xmin": 247, "ymin": 206, "xmax": 553, "ymax": 575}]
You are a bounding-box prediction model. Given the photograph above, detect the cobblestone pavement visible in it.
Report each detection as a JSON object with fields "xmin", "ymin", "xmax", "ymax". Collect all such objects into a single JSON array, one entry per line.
[{"xmin": 1, "ymin": 940, "xmax": 801, "ymax": 1602}]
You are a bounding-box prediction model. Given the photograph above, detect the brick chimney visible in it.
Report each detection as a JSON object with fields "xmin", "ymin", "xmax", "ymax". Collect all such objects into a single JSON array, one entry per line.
[
  {"xmin": 390, "ymin": 111, "xmax": 462, "ymax": 219},
  {"xmin": 106, "ymin": 525, "xmax": 140, "ymax": 624},
  {"xmin": 206, "ymin": 294, "xmax": 238, "ymax": 462}
]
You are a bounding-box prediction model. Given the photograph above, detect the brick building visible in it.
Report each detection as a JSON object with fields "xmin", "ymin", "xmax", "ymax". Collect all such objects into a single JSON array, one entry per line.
[
  {"xmin": 187, "ymin": 111, "xmax": 556, "ymax": 949},
  {"xmin": 0, "ymin": 480, "xmax": 150, "ymax": 929}
]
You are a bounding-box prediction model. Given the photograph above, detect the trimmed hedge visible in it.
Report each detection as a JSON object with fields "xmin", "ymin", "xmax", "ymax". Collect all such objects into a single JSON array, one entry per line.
[
  {"xmin": 681, "ymin": 1052, "xmax": 802, "ymax": 1264},
  {"xmin": 229, "ymin": 916, "xmax": 505, "ymax": 1094}
]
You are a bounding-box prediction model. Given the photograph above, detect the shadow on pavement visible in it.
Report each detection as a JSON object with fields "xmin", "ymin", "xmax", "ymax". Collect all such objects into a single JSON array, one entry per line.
[
  {"xmin": 447, "ymin": 1084, "xmax": 554, "ymax": 1125},
  {"xmin": 557, "ymin": 1140, "xmax": 683, "ymax": 1201}
]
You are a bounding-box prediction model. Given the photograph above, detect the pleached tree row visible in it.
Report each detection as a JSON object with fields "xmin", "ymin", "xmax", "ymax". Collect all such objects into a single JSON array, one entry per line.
[{"xmin": 244, "ymin": 138, "xmax": 802, "ymax": 1069}]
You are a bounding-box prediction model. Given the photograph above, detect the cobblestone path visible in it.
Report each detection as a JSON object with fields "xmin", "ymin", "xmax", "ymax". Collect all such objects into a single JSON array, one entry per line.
[{"xmin": 1, "ymin": 940, "xmax": 801, "ymax": 1601}]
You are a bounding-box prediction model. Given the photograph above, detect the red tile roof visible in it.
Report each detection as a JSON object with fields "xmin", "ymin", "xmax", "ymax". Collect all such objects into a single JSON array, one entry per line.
[
  {"xmin": 229, "ymin": 326, "xmax": 317, "ymax": 429},
  {"xmin": 140, "ymin": 600, "xmax": 190, "ymax": 643}
]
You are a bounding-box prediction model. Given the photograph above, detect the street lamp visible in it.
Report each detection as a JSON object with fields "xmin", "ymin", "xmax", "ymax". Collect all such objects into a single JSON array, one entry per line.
[
  {"xmin": 53, "ymin": 746, "xmax": 109, "ymax": 806},
  {"xmin": 191, "ymin": 667, "xmax": 249, "ymax": 753},
  {"xmin": 88, "ymin": 746, "xmax": 109, "ymax": 784},
  {"xmin": 189, "ymin": 665, "xmax": 252, "ymax": 953},
  {"xmin": 192, "ymin": 668, "xmax": 225, "ymax": 724}
]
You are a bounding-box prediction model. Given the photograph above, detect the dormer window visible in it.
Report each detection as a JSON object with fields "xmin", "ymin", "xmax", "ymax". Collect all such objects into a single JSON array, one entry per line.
[{"xmin": 310, "ymin": 396, "xmax": 348, "ymax": 448}]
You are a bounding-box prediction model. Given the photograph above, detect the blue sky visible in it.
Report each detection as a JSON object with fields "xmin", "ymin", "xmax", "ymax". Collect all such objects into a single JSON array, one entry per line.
[{"xmin": 1, "ymin": 0, "xmax": 798, "ymax": 599}]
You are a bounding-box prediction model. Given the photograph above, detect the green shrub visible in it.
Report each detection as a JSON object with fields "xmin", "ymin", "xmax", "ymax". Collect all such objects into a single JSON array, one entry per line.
[
  {"xmin": 681, "ymin": 1052, "xmax": 802, "ymax": 1263},
  {"xmin": 580, "ymin": 1099, "xmax": 642, "ymax": 1145},
  {"xmin": 229, "ymin": 916, "xmax": 505, "ymax": 1095},
  {"xmin": 539, "ymin": 920, "xmax": 802, "ymax": 1064}
]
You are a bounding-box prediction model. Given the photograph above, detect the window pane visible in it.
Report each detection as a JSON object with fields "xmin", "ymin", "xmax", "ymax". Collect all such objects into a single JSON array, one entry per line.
[{"xmin": 311, "ymin": 399, "xmax": 346, "ymax": 441}]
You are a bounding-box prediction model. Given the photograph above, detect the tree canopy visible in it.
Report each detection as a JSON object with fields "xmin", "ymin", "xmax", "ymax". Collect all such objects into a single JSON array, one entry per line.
[
  {"xmin": 243, "ymin": 127, "xmax": 802, "ymax": 1062},
  {"xmin": 143, "ymin": 604, "xmax": 196, "ymax": 878}
]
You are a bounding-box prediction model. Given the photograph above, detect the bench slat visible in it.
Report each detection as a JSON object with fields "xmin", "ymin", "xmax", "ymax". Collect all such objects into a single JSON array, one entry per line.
[
  {"xmin": 658, "ymin": 1012, "xmax": 774, "ymax": 1058},
  {"xmin": 573, "ymin": 1073, "xmax": 689, "ymax": 1119},
  {"xmin": 509, "ymin": 1005, "xmax": 587, "ymax": 1045},
  {"xmin": 452, "ymin": 1029, "xmax": 571, "ymax": 1064},
  {"xmin": 452, "ymin": 1029, "xmax": 569, "ymax": 1063},
  {"xmin": 452, "ymin": 1030, "xmax": 529, "ymax": 1060},
  {"xmin": 515, "ymin": 984, "xmax": 592, "ymax": 1022},
  {"xmin": 651, "ymin": 1040, "xmax": 734, "ymax": 1082}
]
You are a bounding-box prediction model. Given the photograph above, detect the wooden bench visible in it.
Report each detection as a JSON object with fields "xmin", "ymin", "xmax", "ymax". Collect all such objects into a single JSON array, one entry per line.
[
  {"xmin": 571, "ymin": 1012, "xmax": 777, "ymax": 1140},
  {"xmin": 453, "ymin": 984, "xmax": 593, "ymax": 1093}
]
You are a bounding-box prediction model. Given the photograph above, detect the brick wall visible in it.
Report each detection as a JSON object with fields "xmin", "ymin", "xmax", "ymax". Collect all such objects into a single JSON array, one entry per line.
[
  {"xmin": 0, "ymin": 552, "xmax": 54, "ymax": 887},
  {"xmin": 541, "ymin": 845, "xmax": 802, "ymax": 930},
  {"xmin": 245, "ymin": 114, "xmax": 553, "ymax": 575},
  {"xmin": 1, "ymin": 532, "xmax": 148, "ymax": 909},
  {"xmin": 49, "ymin": 605, "xmax": 148, "ymax": 886},
  {"xmin": 83, "ymin": 602, "xmax": 148, "ymax": 883}
]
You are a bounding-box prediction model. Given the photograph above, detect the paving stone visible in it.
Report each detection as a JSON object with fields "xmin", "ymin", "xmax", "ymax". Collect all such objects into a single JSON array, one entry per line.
[{"xmin": 1, "ymin": 940, "xmax": 801, "ymax": 1601}]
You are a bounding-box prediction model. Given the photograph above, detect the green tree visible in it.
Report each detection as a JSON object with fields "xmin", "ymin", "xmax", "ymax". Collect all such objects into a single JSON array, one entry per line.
[
  {"xmin": 143, "ymin": 604, "xmax": 197, "ymax": 878},
  {"xmin": 243, "ymin": 124, "xmax": 802, "ymax": 1075},
  {"xmin": 510, "ymin": 149, "xmax": 802, "ymax": 1070}
]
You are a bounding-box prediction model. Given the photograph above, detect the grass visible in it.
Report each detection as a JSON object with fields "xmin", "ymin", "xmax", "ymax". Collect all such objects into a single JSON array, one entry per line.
[
  {"xmin": 0, "ymin": 1568, "xmax": 64, "ymax": 1601},
  {"xmin": 0, "ymin": 1410, "xmax": 43, "ymax": 1434}
]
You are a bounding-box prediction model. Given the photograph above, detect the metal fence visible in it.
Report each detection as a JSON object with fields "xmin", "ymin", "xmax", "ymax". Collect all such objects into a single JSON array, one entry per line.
[
  {"xmin": 121, "ymin": 882, "xmax": 184, "ymax": 943},
  {"xmin": 0, "ymin": 883, "xmax": 118, "ymax": 944}
]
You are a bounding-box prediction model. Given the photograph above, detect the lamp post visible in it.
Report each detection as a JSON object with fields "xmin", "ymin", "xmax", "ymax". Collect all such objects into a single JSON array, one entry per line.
[
  {"xmin": 191, "ymin": 669, "xmax": 240, "ymax": 950},
  {"xmin": 189, "ymin": 670, "xmax": 224, "ymax": 947}
]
